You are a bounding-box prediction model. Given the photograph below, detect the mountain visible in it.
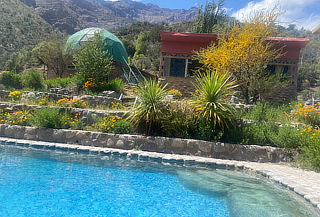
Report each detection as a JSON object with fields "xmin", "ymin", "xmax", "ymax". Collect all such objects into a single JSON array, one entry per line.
[
  {"xmin": 0, "ymin": 0, "xmax": 55, "ymax": 66},
  {"xmin": 22, "ymin": 0, "xmax": 198, "ymax": 34}
]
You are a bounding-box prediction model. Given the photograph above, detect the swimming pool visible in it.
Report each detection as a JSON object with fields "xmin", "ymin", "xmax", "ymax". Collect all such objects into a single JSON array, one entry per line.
[{"xmin": 0, "ymin": 144, "xmax": 319, "ymax": 217}]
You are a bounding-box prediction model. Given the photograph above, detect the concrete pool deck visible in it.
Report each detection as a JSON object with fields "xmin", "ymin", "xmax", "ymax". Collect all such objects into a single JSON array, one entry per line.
[{"xmin": 0, "ymin": 136, "xmax": 319, "ymax": 212}]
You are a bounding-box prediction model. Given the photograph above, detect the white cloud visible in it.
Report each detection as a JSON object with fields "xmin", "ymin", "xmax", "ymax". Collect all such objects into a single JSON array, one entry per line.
[{"xmin": 232, "ymin": 0, "xmax": 320, "ymax": 30}]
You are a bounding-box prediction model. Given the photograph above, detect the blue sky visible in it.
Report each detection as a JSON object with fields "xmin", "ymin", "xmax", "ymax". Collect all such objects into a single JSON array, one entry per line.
[{"xmin": 109, "ymin": 0, "xmax": 320, "ymax": 30}]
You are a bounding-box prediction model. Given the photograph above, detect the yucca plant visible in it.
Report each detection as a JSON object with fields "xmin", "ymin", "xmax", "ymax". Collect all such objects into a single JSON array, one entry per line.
[
  {"xmin": 129, "ymin": 79, "xmax": 168, "ymax": 135},
  {"xmin": 194, "ymin": 70, "xmax": 238, "ymax": 132}
]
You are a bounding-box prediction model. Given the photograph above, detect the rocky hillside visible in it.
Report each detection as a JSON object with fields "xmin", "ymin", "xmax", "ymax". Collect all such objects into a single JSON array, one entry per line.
[
  {"xmin": 22, "ymin": 0, "xmax": 198, "ymax": 34},
  {"xmin": 0, "ymin": 0, "xmax": 55, "ymax": 65}
]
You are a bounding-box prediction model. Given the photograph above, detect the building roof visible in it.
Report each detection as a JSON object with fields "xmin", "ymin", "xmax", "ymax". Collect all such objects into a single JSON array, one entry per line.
[
  {"xmin": 66, "ymin": 28, "xmax": 128, "ymax": 65},
  {"xmin": 160, "ymin": 31, "xmax": 310, "ymax": 60}
]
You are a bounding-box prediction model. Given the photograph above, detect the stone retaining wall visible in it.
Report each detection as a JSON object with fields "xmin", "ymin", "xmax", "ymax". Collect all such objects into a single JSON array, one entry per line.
[
  {"xmin": 0, "ymin": 90, "xmax": 120, "ymax": 107},
  {"xmin": 0, "ymin": 124, "xmax": 289, "ymax": 163}
]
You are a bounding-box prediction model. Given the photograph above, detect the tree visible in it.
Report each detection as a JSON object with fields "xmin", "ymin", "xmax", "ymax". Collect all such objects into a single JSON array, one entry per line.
[
  {"xmin": 134, "ymin": 32, "xmax": 148, "ymax": 56},
  {"xmin": 74, "ymin": 34, "xmax": 113, "ymax": 91},
  {"xmin": 32, "ymin": 40, "xmax": 70, "ymax": 78},
  {"xmin": 5, "ymin": 48, "xmax": 34, "ymax": 73},
  {"xmin": 197, "ymin": 13, "xmax": 283, "ymax": 103},
  {"xmin": 193, "ymin": 0, "xmax": 226, "ymax": 33},
  {"xmin": 298, "ymin": 39, "xmax": 320, "ymax": 89}
]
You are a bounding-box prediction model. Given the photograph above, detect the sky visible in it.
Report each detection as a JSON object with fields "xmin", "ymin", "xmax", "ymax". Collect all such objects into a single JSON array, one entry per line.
[{"xmin": 108, "ymin": 0, "xmax": 320, "ymax": 30}]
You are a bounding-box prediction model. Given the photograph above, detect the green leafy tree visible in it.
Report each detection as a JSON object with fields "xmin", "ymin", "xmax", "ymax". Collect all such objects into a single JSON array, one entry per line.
[
  {"xmin": 0, "ymin": 0, "xmax": 55, "ymax": 67},
  {"xmin": 134, "ymin": 32, "xmax": 148, "ymax": 56},
  {"xmin": 32, "ymin": 39, "xmax": 71, "ymax": 78},
  {"xmin": 193, "ymin": 0, "xmax": 226, "ymax": 33},
  {"xmin": 5, "ymin": 48, "xmax": 34, "ymax": 73},
  {"xmin": 74, "ymin": 34, "xmax": 114, "ymax": 89},
  {"xmin": 298, "ymin": 40, "xmax": 320, "ymax": 88}
]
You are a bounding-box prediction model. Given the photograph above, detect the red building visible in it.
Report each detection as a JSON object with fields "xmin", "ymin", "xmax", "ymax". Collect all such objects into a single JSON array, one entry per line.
[
  {"xmin": 159, "ymin": 31, "xmax": 309, "ymax": 102},
  {"xmin": 160, "ymin": 31, "xmax": 309, "ymax": 77}
]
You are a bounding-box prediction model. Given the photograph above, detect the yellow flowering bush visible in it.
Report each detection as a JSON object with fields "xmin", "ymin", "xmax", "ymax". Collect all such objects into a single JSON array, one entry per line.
[
  {"xmin": 83, "ymin": 78, "xmax": 97, "ymax": 88},
  {"xmin": 64, "ymin": 113, "xmax": 84, "ymax": 130},
  {"xmin": 29, "ymin": 108, "xmax": 84, "ymax": 129},
  {"xmin": 0, "ymin": 111, "xmax": 30, "ymax": 125},
  {"xmin": 92, "ymin": 115, "xmax": 132, "ymax": 134},
  {"xmin": 8, "ymin": 91, "xmax": 22, "ymax": 101},
  {"xmin": 35, "ymin": 97, "xmax": 53, "ymax": 106},
  {"xmin": 167, "ymin": 89, "xmax": 183, "ymax": 98},
  {"xmin": 111, "ymin": 102, "xmax": 125, "ymax": 110},
  {"xmin": 291, "ymin": 103, "xmax": 320, "ymax": 126},
  {"xmin": 56, "ymin": 98, "xmax": 88, "ymax": 108},
  {"xmin": 298, "ymin": 126, "xmax": 320, "ymax": 171}
]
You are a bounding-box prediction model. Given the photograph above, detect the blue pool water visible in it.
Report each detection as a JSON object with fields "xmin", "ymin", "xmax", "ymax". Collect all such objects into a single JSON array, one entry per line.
[{"xmin": 0, "ymin": 145, "xmax": 319, "ymax": 217}]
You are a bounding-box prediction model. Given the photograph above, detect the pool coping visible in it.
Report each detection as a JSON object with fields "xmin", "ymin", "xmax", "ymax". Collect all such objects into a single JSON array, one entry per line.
[{"xmin": 0, "ymin": 136, "xmax": 319, "ymax": 212}]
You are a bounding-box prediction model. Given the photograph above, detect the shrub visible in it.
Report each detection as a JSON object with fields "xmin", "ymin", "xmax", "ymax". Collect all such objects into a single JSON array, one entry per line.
[
  {"xmin": 298, "ymin": 128, "xmax": 320, "ymax": 171},
  {"xmin": 194, "ymin": 70, "xmax": 238, "ymax": 132},
  {"xmin": 106, "ymin": 79, "xmax": 125, "ymax": 93},
  {"xmin": 242, "ymin": 102, "xmax": 291, "ymax": 123},
  {"xmin": 129, "ymin": 79, "xmax": 168, "ymax": 135},
  {"xmin": 110, "ymin": 119, "xmax": 133, "ymax": 134},
  {"xmin": 22, "ymin": 71, "xmax": 45, "ymax": 90},
  {"xmin": 167, "ymin": 89, "xmax": 183, "ymax": 98},
  {"xmin": 8, "ymin": 90, "xmax": 22, "ymax": 101},
  {"xmin": 56, "ymin": 98, "xmax": 88, "ymax": 108},
  {"xmin": 0, "ymin": 71, "xmax": 23, "ymax": 89},
  {"xmin": 223, "ymin": 121, "xmax": 303, "ymax": 148},
  {"xmin": 68, "ymin": 113, "xmax": 85, "ymax": 130},
  {"xmin": 29, "ymin": 108, "xmax": 69, "ymax": 129},
  {"xmin": 162, "ymin": 101, "xmax": 198, "ymax": 138},
  {"xmin": 196, "ymin": 117, "xmax": 224, "ymax": 141},
  {"xmin": 291, "ymin": 103, "xmax": 320, "ymax": 127},
  {"xmin": 0, "ymin": 110, "xmax": 30, "ymax": 126},
  {"xmin": 110, "ymin": 102, "xmax": 125, "ymax": 110},
  {"xmin": 82, "ymin": 78, "xmax": 124, "ymax": 93},
  {"xmin": 44, "ymin": 76, "xmax": 79, "ymax": 89},
  {"xmin": 223, "ymin": 122, "xmax": 277, "ymax": 146},
  {"xmin": 35, "ymin": 97, "xmax": 52, "ymax": 106},
  {"xmin": 92, "ymin": 115, "xmax": 133, "ymax": 134}
]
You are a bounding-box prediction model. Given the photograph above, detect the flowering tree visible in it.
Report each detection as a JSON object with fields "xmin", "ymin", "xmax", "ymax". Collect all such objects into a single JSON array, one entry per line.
[{"xmin": 197, "ymin": 13, "xmax": 283, "ymax": 103}]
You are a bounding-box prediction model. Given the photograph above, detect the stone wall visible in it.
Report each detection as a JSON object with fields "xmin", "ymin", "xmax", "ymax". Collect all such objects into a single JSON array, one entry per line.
[
  {"xmin": 0, "ymin": 90, "xmax": 121, "ymax": 107},
  {"xmin": 160, "ymin": 76, "xmax": 196, "ymax": 97},
  {"xmin": 0, "ymin": 124, "xmax": 289, "ymax": 163}
]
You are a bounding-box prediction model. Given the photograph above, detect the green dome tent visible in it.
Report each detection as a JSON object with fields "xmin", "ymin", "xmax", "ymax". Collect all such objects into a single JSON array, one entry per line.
[{"xmin": 65, "ymin": 28, "xmax": 128, "ymax": 65}]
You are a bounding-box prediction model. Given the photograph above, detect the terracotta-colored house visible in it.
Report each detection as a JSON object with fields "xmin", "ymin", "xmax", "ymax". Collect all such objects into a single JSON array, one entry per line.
[{"xmin": 159, "ymin": 31, "xmax": 310, "ymax": 102}]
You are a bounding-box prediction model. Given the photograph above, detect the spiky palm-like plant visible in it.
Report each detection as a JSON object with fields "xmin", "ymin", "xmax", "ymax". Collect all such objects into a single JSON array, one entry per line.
[
  {"xmin": 194, "ymin": 70, "xmax": 238, "ymax": 131},
  {"xmin": 129, "ymin": 79, "xmax": 168, "ymax": 135}
]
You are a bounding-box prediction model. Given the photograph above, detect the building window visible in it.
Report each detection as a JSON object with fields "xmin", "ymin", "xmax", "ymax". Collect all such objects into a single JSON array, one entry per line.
[
  {"xmin": 267, "ymin": 65, "xmax": 289, "ymax": 75},
  {"xmin": 67, "ymin": 65, "xmax": 76, "ymax": 70}
]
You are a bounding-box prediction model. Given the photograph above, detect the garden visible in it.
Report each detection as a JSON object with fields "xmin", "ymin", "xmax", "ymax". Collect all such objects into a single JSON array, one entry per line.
[
  {"xmin": 0, "ymin": 71, "xmax": 319, "ymax": 171},
  {"xmin": 0, "ymin": 15, "xmax": 318, "ymax": 172}
]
